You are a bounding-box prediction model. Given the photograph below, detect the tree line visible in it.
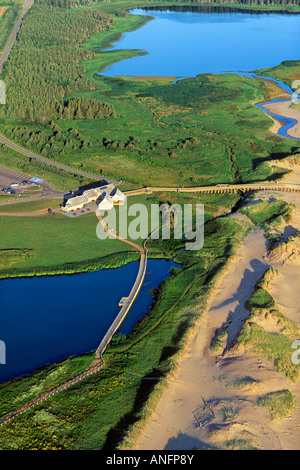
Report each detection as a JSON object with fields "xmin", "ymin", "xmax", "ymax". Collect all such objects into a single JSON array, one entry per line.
[
  {"xmin": 146, "ymin": 0, "xmax": 300, "ymax": 6},
  {"xmin": 0, "ymin": 2, "xmax": 116, "ymax": 122}
]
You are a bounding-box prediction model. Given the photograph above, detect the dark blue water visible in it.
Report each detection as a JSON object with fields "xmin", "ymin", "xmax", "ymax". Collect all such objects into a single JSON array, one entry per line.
[
  {"xmin": 0, "ymin": 259, "xmax": 178, "ymax": 382},
  {"xmin": 101, "ymin": 9, "xmax": 300, "ymax": 77},
  {"xmin": 100, "ymin": 9, "xmax": 300, "ymax": 141}
]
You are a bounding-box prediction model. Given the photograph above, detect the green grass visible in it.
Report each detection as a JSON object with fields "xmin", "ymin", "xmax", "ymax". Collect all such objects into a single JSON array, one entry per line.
[
  {"xmin": 257, "ymin": 390, "xmax": 295, "ymax": 420},
  {"xmin": 0, "ymin": 197, "xmax": 62, "ymax": 213},
  {"xmin": 0, "ymin": 3, "xmax": 299, "ymax": 188},
  {"xmin": 0, "ymin": 203, "xmax": 249, "ymax": 450},
  {"xmin": 245, "ymin": 287, "xmax": 276, "ymax": 311},
  {"xmin": 0, "ymin": 210, "xmax": 133, "ymax": 278},
  {"xmin": 240, "ymin": 198, "xmax": 291, "ymax": 228},
  {"xmin": 0, "ymin": 143, "xmax": 96, "ymax": 192},
  {"xmin": 0, "ymin": 0, "xmax": 299, "ymax": 452}
]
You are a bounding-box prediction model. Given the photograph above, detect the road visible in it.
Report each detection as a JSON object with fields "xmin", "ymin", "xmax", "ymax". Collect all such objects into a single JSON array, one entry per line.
[
  {"xmin": 0, "ymin": 0, "xmax": 118, "ymax": 185},
  {"xmin": 0, "ymin": 133, "xmax": 119, "ymax": 183},
  {"xmin": 0, "ymin": 0, "xmax": 33, "ymax": 72}
]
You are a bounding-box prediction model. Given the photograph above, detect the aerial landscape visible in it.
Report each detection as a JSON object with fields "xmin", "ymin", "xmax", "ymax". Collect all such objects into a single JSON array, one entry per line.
[{"xmin": 0, "ymin": 0, "xmax": 299, "ymax": 456}]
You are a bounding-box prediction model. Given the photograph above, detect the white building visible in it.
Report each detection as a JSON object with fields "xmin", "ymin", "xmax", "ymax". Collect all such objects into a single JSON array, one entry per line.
[
  {"xmin": 62, "ymin": 184, "xmax": 126, "ymax": 213},
  {"xmin": 97, "ymin": 191, "xmax": 114, "ymax": 211}
]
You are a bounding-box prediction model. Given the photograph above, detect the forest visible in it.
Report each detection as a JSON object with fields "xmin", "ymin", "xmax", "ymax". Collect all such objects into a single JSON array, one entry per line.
[
  {"xmin": 0, "ymin": 2, "xmax": 21, "ymax": 51},
  {"xmin": 0, "ymin": 2, "xmax": 115, "ymax": 122}
]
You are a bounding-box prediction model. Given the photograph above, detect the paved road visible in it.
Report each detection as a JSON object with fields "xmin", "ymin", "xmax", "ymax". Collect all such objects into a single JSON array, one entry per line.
[
  {"xmin": 0, "ymin": 134, "xmax": 118, "ymax": 183},
  {"xmin": 0, "ymin": 0, "xmax": 118, "ymax": 185},
  {"xmin": 0, "ymin": 164, "xmax": 65, "ymax": 201},
  {"xmin": 0, "ymin": 0, "xmax": 33, "ymax": 72}
]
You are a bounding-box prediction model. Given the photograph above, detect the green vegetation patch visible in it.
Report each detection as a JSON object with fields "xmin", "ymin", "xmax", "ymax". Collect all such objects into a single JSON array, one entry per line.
[
  {"xmin": 0, "ymin": 1, "xmax": 20, "ymax": 51},
  {"xmin": 0, "ymin": 206, "xmax": 249, "ymax": 450},
  {"xmin": 240, "ymin": 198, "xmax": 291, "ymax": 229},
  {"xmin": 1, "ymin": 2, "xmax": 299, "ymax": 188},
  {"xmin": 0, "ymin": 248, "xmax": 32, "ymax": 268},
  {"xmin": 245, "ymin": 287, "xmax": 275, "ymax": 311},
  {"xmin": 257, "ymin": 390, "xmax": 295, "ymax": 420}
]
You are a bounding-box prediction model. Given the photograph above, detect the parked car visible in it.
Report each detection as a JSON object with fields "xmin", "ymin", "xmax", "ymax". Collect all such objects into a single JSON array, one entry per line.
[{"xmin": 2, "ymin": 188, "xmax": 6, "ymax": 192}]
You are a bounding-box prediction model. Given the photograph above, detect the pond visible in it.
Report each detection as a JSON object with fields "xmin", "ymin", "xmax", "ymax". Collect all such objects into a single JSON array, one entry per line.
[{"xmin": 0, "ymin": 258, "xmax": 178, "ymax": 382}]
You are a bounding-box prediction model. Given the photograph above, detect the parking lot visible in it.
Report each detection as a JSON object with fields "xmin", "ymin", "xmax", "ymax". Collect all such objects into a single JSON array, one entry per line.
[{"xmin": 0, "ymin": 165, "xmax": 31, "ymax": 193}]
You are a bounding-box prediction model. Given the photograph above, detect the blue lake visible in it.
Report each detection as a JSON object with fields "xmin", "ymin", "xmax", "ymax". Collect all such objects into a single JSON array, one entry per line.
[
  {"xmin": 101, "ymin": 9, "xmax": 300, "ymax": 77},
  {"xmin": 0, "ymin": 259, "xmax": 178, "ymax": 382}
]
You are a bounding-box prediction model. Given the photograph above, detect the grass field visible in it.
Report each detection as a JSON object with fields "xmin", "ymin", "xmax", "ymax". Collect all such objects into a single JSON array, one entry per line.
[
  {"xmin": 0, "ymin": 4, "xmax": 299, "ymax": 189},
  {"xmin": 0, "ymin": 0, "xmax": 299, "ymax": 451},
  {"xmin": 0, "ymin": 199, "xmax": 249, "ymax": 450}
]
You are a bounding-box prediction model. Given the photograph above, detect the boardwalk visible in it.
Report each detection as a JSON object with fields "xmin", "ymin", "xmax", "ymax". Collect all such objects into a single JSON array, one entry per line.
[
  {"xmin": 0, "ymin": 360, "xmax": 104, "ymax": 427},
  {"xmin": 94, "ymin": 210, "xmax": 148, "ymax": 358},
  {"xmin": 124, "ymin": 181, "xmax": 300, "ymax": 197},
  {"xmin": 0, "ymin": 209, "xmax": 148, "ymax": 427}
]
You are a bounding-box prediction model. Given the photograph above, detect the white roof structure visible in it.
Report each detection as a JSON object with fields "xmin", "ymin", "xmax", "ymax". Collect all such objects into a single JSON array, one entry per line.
[
  {"xmin": 64, "ymin": 194, "xmax": 89, "ymax": 210},
  {"xmin": 110, "ymin": 187, "xmax": 126, "ymax": 203},
  {"xmin": 97, "ymin": 192, "xmax": 113, "ymax": 210},
  {"xmin": 62, "ymin": 184, "xmax": 126, "ymax": 212}
]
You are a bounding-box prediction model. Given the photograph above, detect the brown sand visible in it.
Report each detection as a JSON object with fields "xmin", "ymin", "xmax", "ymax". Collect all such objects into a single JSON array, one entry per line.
[
  {"xmin": 262, "ymin": 100, "xmax": 300, "ymax": 140},
  {"xmin": 0, "ymin": 7, "xmax": 9, "ymax": 18},
  {"xmin": 133, "ymin": 161, "xmax": 300, "ymax": 451}
]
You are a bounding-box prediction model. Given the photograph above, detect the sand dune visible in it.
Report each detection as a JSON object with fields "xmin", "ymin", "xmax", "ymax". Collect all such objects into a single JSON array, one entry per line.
[{"xmin": 133, "ymin": 160, "xmax": 300, "ymax": 451}]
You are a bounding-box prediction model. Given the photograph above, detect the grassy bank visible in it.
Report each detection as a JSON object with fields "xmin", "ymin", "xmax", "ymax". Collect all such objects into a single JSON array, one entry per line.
[
  {"xmin": 0, "ymin": 207, "xmax": 249, "ymax": 450},
  {"xmin": 237, "ymin": 272, "xmax": 300, "ymax": 382}
]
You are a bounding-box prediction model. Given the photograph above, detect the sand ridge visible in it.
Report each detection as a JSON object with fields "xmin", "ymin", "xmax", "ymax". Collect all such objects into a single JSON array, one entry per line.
[{"xmin": 133, "ymin": 160, "xmax": 300, "ymax": 451}]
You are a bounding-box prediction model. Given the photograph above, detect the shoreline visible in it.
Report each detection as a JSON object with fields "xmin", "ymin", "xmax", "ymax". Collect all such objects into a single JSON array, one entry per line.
[{"xmin": 261, "ymin": 99, "xmax": 300, "ymax": 140}]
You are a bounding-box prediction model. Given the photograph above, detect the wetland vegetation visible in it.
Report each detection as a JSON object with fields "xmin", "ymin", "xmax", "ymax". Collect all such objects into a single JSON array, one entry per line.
[{"xmin": 0, "ymin": 0, "xmax": 299, "ymax": 450}]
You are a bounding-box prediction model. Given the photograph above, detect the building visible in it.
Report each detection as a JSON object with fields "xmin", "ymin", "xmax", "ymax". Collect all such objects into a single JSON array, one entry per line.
[
  {"xmin": 62, "ymin": 184, "xmax": 126, "ymax": 213},
  {"xmin": 97, "ymin": 191, "xmax": 114, "ymax": 211},
  {"xmin": 110, "ymin": 187, "xmax": 127, "ymax": 205}
]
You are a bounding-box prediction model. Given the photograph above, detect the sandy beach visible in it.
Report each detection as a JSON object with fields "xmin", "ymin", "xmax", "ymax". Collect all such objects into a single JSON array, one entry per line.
[
  {"xmin": 133, "ymin": 159, "xmax": 300, "ymax": 451},
  {"xmin": 262, "ymin": 100, "xmax": 300, "ymax": 140}
]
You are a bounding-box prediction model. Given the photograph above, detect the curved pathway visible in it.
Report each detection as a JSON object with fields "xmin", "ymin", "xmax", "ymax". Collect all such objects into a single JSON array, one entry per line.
[{"xmin": 0, "ymin": 0, "xmax": 298, "ymax": 433}]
